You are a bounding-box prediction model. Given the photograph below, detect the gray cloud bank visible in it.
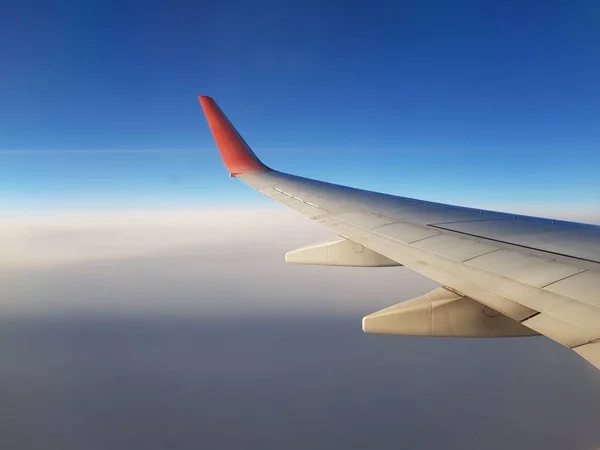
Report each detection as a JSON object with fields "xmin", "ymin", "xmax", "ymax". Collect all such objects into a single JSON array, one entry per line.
[
  {"xmin": 0, "ymin": 208, "xmax": 599, "ymax": 450},
  {"xmin": 0, "ymin": 317, "xmax": 599, "ymax": 450}
]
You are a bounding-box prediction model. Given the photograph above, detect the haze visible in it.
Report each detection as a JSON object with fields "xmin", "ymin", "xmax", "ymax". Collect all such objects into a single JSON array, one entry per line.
[
  {"xmin": 0, "ymin": 208, "xmax": 599, "ymax": 449},
  {"xmin": 2, "ymin": 0, "xmax": 599, "ymax": 447}
]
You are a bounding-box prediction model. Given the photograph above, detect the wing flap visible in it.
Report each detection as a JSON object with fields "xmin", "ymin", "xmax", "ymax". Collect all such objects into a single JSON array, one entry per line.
[
  {"xmin": 522, "ymin": 313, "xmax": 598, "ymax": 348},
  {"xmin": 432, "ymin": 219, "xmax": 600, "ymax": 265},
  {"xmin": 465, "ymin": 249, "xmax": 587, "ymax": 288},
  {"xmin": 544, "ymin": 270, "xmax": 600, "ymax": 308},
  {"xmin": 574, "ymin": 341, "xmax": 600, "ymax": 370},
  {"xmin": 411, "ymin": 234, "xmax": 500, "ymax": 262}
]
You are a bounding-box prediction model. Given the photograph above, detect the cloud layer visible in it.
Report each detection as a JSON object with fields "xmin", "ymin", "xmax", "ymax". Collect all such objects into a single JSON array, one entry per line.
[
  {"xmin": 1, "ymin": 208, "xmax": 599, "ymax": 450},
  {"xmin": 1, "ymin": 206, "xmax": 597, "ymax": 319},
  {"xmin": 0, "ymin": 208, "xmax": 437, "ymax": 317}
]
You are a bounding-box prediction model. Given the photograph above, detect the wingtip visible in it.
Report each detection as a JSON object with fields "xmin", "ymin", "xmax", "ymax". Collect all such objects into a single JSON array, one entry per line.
[
  {"xmin": 198, "ymin": 96, "xmax": 217, "ymax": 112},
  {"xmin": 197, "ymin": 96, "xmax": 269, "ymax": 175}
]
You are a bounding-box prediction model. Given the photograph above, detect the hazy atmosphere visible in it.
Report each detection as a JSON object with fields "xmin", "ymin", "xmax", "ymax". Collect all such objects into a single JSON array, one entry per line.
[
  {"xmin": 2, "ymin": 208, "xmax": 597, "ymax": 317},
  {"xmin": 2, "ymin": 0, "xmax": 600, "ymax": 448},
  {"xmin": 1, "ymin": 209, "xmax": 599, "ymax": 449},
  {"xmin": 2, "ymin": 209, "xmax": 439, "ymax": 316}
]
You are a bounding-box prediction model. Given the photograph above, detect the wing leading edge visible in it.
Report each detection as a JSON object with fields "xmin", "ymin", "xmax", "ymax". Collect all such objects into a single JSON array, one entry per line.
[{"xmin": 198, "ymin": 95, "xmax": 600, "ymax": 371}]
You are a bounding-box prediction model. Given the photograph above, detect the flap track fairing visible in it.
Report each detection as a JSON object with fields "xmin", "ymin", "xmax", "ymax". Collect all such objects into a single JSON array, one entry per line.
[
  {"xmin": 363, "ymin": 287, "xmax": 539, "ymax": 338},
  {"xmin": 285, "ymin": 237, "xmax": 402, "ymax": 267}
]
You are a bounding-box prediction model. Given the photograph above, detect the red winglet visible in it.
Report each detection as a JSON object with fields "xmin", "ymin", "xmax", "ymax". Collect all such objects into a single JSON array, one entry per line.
[{"xmin": 198, "ymin": 96, "xmax": 269, "ymax": 176}]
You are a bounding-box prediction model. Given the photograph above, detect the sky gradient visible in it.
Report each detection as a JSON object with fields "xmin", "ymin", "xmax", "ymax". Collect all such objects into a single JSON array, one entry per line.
[
  {"xmin": 1, "ymin": 3, "xmax": 600, "ymax": 445},
  {"xmin": 1, "ymin": 0, "xmax": 599, "ymax": 215}
]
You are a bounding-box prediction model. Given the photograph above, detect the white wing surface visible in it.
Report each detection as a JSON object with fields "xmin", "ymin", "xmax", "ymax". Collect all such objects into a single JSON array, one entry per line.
[{"xmin": 199, "ymin": 96, "xmax": 600, "ymax": 370}]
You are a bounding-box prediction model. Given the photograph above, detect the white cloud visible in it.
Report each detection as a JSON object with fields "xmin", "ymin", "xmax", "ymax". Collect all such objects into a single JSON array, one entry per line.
[
  {"xmin": 1, "ymin": 209, "xmax": 319, "ymax": 268},
  {"xmin": 2, "ymin": 206, "xmax": 596, "ymax": 318},
  {"xmin": 0, "ymin": 208, "xmax": 437, "ymax": 317}
]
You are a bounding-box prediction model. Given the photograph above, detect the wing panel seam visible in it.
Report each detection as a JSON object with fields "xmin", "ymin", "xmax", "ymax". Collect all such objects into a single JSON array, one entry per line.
[
  {"xmin": 429, "ymin": 218, "xmax": 516, "ymax": 225},
  {"xmin": 539, "ymin": 269, "xmax": 590, "ymax": 289},
  {"xmin": 461, "ymin": 248, "xmax": 503, "ymax": 263}
]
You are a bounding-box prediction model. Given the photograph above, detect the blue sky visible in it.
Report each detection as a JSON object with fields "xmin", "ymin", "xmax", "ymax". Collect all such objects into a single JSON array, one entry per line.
[{"xmin": 1, "ymin": 0, "xmax": 599, "ymax": 214}]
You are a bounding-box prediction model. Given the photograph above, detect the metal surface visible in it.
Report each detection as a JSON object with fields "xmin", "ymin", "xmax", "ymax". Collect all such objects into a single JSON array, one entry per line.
[
  {"xmin": 544, "ymin": 270, "xmax": 600, "ymax": 308},
  {"xmin": 432, "ymin": 218, "xmax": 600, "ymax": 264},
  {"xmin": 411, "ymin": 234, "xmax": 499, "ymax": 262},
  {"xmin": 465, "ymin": 249, "xmax": 586, "ymax": 288}
]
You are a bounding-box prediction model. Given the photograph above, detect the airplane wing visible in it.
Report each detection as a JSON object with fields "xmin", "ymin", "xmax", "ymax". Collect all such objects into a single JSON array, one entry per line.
[{"xmin": 198, "ymin": 96, "xmax": 600, "ymax": 370}]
